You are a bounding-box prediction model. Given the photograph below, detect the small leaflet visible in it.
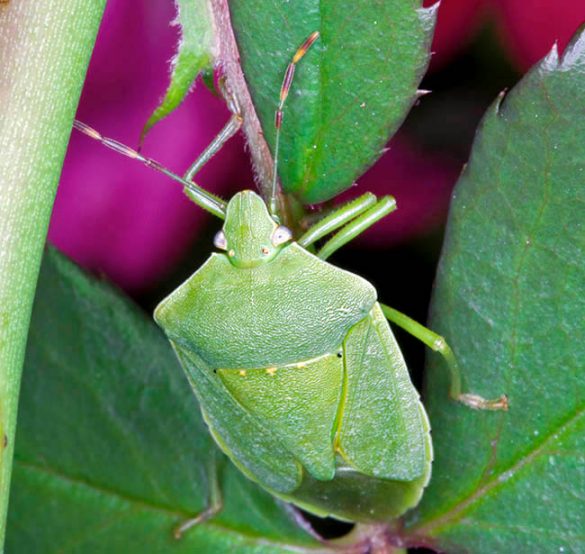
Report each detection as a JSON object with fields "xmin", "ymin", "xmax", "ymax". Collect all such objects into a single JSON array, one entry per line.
[{"xmin": 140, "ymin": 0, "xmax": 217, "ymax": 145}]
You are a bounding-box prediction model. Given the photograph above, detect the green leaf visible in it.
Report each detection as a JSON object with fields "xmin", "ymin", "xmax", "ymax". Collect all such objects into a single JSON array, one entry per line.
[
  {"xmin": 228, "ymin": 0, "xmax": 435, "ymax": 204},
  {"xmin": 7, "ymin": 250, "xmax": 325, "ymax": 553},
  {"xmin": 405, "ymin": 31, "xmax": 585, "ymax": 552},
  {"xmin": 141, "ymin": 0, "xmax": 216, "ymax": 144}
]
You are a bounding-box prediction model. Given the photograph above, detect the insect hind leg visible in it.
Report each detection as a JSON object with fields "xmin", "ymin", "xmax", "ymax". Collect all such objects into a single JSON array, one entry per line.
[
  {"xmin": 380, "ymin": 303, "xmax": 509, "ymax": 411},
  {"xmin": 173, "ymin": 448, "xmax": 223, "ymax": 539}
]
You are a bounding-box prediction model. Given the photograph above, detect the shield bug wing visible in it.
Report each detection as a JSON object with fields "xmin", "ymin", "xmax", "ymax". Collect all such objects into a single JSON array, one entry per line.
[
  {"xmin": 173, "ymin": 345, "xmax": 303, "ymax": 495},
  {"xmin": 338, "ymin": 303, "xmax": 431, "ymax": 483},
  {"xmin": 288, "ymin": 411, "xmax": 431, "ymax": 522},
  {"xmin": 219, "ymin": 353, "xmax": 343, "ymax": 482},
  {"xmin": 270, "ymin": 303, "xmax": 432, "ymax": 522}
]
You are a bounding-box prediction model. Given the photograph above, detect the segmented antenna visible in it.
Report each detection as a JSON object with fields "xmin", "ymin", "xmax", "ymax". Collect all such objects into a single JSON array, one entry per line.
[
  {"xmin": 72, "ymin": 120, "xmax": 227, "ymax": 219},
  {"xmin": 270, "ymin": 31, "xmax": 320, "ymax": 215}
]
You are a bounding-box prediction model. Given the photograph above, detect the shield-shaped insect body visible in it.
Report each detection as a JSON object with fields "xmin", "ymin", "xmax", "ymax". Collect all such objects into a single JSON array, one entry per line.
[
  {"xmin": 75, "ymin": 31, "xmax": 505, "ymax": 528},
  {"xmin": 154, "ymin": 191, "xmax": 433, "ymax": 522}
]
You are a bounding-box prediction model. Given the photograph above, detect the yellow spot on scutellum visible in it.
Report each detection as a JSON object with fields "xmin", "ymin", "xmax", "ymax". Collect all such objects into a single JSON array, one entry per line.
[
  {"xmin": 266, "ymin": 367, "xmax": 277, "ymax": 376},
  {"xmin": 239, "ymin": 370, "xmax": 247, "ymax": 377}
]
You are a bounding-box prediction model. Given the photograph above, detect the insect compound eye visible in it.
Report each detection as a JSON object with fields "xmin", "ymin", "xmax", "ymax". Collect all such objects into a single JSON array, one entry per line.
[
  {"xmin": 271, "ymin": 225, "xmax": 293, "ymax": 246},
  {"xmin": 213, "ymin": 230, "xmax": 227, "ymax": 250}
]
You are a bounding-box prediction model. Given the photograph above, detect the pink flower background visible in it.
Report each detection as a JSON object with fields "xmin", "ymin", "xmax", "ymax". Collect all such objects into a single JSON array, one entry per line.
[{"xmin": 49, "ymin": 0, "xmax": 585, "ymax": 292}]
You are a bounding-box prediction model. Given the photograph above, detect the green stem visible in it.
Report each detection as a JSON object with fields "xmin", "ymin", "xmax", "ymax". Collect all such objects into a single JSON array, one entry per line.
[
  {"xmin": 330, "ymin": 523, "xmax": 407, "ymax": 553},
  {"xmin": 0, "ymin": 0, "xmax": 105, "ymax": 547}
]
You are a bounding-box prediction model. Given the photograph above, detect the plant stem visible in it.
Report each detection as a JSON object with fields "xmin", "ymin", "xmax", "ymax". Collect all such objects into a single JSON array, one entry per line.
[{"xmin": 0, "ymin": 0, "xmax": 105, "ymax": 547}]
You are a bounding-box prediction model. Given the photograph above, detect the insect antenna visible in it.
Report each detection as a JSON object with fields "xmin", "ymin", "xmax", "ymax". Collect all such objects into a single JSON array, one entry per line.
[
  {"xmin": 72, "ymin": 120, "xmax": 227, "ymax": 220},
  {"xmin": 270, "ymin": 31, "xmax": 320, "ymax": 216}
]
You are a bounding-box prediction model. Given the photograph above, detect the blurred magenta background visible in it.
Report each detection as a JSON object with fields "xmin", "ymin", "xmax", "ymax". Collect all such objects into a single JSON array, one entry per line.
[{"xmin": 49, "ymin": 0, "xmax": 585, "ymax": 292}]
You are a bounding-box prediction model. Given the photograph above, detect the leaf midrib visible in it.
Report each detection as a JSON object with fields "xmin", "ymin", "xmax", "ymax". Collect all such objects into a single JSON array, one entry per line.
[
  {"xmin": 13, "ymin": 459, "xmax": 324, "ymax": 552},
  {"xmin": 409, "ymin": 403, "xmax": 585, "ymax": 538}
]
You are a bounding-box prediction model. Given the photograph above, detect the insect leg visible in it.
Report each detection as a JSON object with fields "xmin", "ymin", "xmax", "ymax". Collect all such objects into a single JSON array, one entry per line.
[
  {"xmin": 298, "ymin": 193, "xmax": 378, "ymax": 247},
  {"xmin": 73, "ymin": 120, "xmax": 227, "ymax": 219},
  {"xmin": 183, "ymin": 80, "xmax": 243, "ymax": 183},
  {"xmin": 379, "ymin": 303, "xmax": 509, "ymax": 411},
  {"xmin": 316, "ymin": 197, "xmax": 397, "ymax": 260},
  {"xmin": 173, "ymin": 448, "xmax": 223, "ymax": 539}
]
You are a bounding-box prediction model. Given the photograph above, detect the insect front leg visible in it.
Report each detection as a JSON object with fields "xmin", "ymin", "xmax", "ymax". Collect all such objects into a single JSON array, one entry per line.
[
  {"xmin": 173, "ymin": 448, "xmax": 223, "ymax": 539},
  {"xmin": 380, "ymin": 303, "xmax": 509, "ymax": 411},
  {"xmin": 183, "ymin": 80, "xmax": 243, "ymax": 184},
  {"xmin": 72, "ymin": 120, "xmax": 227, "ymax": 219},
  {"xmin": 298, "ymin": 193, "xmax": 379, "ymax": 247},
  {"xmin": 297, "ymin": 193, "xmax": 397, "ymax": 257},
  {"xmin": 315, "ymin": 196, "xmax": 397, "ymax": 260}
]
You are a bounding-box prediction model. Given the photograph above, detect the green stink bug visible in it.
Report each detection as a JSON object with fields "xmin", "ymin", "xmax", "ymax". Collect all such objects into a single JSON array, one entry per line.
[{"xmin": 74, "ymin": 32, "xmax": 507, "ymax": 535}]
